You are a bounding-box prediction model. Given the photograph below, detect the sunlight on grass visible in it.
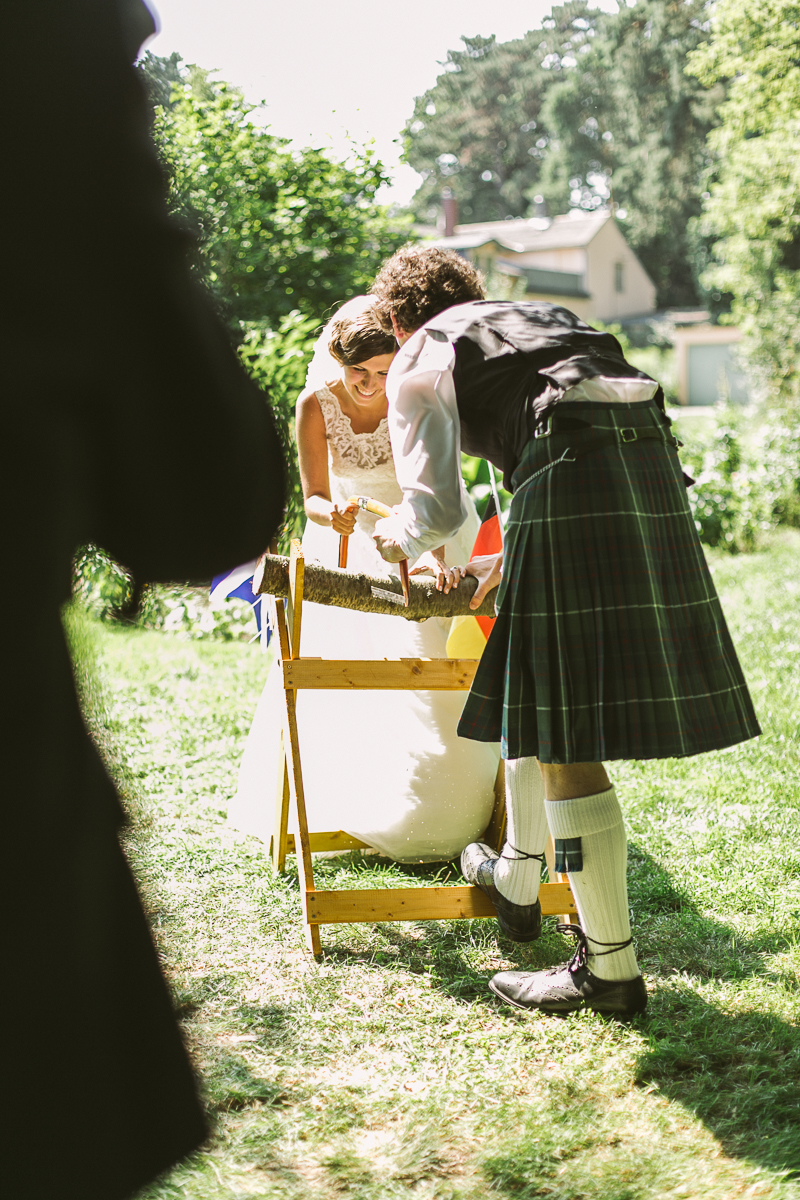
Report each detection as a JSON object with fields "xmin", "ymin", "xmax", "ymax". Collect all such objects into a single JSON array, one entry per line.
[{"xmin": 67, "ymin": 532, "xmax": 800, "ymax": 1200}]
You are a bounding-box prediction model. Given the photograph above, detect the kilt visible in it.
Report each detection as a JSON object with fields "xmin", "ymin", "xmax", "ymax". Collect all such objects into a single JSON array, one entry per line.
[{"xmin": 457, "ymin": 399, "xmax": 761, "ymax": 763}]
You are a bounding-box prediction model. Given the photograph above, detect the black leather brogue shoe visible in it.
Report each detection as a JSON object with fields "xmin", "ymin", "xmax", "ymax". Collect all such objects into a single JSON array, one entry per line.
[
  {"xmin": 461, "ymin": 842, "xmax": 542, "ymax": 943},
  {"xmin": 489, "ymin": 924, "xmax": 647, "ymax": 1018}
]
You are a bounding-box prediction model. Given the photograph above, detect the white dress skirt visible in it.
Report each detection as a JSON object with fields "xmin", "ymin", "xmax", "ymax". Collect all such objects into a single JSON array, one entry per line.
[{"xmin": 228, "ymin": 385, "xmax": 500, "ymax": 862}]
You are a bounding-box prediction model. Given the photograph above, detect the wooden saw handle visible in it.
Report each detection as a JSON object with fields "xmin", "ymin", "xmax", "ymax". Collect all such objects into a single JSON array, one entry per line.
[{"xmin": 347, "ymin": 495, "xmax": 393, "ymax": 519}]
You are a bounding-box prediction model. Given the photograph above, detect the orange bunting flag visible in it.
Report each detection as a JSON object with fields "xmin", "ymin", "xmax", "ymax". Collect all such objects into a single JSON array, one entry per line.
[{"xmin": 446, "ymin": 495, "xmax": 504, "ymax": 659}]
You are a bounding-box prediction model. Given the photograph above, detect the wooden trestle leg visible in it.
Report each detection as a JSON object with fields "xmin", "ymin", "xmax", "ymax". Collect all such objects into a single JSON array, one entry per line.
[
  {"xmin": 267, "ymin": 539, "xmax": 577, "ymax": 954},
  {"xmin": 272, "ymin": 734, "xmax": 290, "ymax": 874}
]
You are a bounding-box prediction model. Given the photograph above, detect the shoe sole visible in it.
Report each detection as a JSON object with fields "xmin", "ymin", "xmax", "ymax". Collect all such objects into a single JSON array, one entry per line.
[
  {"xmin": 488, "ymin": 978, "xmax": 646, "ymax": 1019},
  {"xmin": 495, "ymin": 915, "xmax": 542, "ymax": 944}
]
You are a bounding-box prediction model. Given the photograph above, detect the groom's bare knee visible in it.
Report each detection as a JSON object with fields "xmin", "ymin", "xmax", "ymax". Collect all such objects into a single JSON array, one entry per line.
[{"xmin": 541, "ymin": 762, "xmax": 610, "ymax": 802}]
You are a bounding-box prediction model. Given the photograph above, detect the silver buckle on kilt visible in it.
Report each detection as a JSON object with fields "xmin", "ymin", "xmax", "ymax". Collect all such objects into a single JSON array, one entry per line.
[
  {"xmin": 620, "ymin": 427, "xmax": 637, "ymax": 442},
  {"xmin": 534, "ymin": 415, "xmax": 553, "ymax": 439}
]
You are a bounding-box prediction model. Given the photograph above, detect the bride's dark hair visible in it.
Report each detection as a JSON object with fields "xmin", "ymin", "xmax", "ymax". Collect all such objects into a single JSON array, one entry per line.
[{"xmin": 328, "ymin": 308, "xmax": 397, "ymax": 366}]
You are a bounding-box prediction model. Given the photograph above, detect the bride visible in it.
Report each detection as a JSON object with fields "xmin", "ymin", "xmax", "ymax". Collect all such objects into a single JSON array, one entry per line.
[{"xmin": 229, "ymin": 296, "xmax": 499, "ymax": 862}]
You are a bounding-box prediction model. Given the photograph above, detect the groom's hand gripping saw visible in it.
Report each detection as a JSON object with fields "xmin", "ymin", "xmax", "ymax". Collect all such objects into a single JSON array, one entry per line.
[
  {"xmin": 374, "ymin": 520, "xmax": 502, "ymax": 606},
  {"xmin": 463, "ymin": 552, "xmax": 503, "ymax": 610}
]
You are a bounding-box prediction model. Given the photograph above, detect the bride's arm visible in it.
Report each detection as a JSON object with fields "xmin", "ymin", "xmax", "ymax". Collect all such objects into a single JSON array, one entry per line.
[{"xmin": 296, "ymin": 392, "xmax": 357, "ymax": 535}]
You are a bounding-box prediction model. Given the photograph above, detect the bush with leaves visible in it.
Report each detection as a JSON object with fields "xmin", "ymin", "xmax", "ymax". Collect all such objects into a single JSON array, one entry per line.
[
  {"xmin": 753, "ymin": 416, "xmax": 800, "ymax": 531},
  {"xmin": 238, "ymin": 310, "xmax": 319, "ymax": 545},
  {"xmin": 141, "ymin": 55, "xmax": 409, "ymax": 331},
  {"xmin": 72, "ymin": 546, "xmax": 260, "ymax": 641},
  {"xmin": 679, "ymin": 406, "xmax": 772, "ymax": 552}
]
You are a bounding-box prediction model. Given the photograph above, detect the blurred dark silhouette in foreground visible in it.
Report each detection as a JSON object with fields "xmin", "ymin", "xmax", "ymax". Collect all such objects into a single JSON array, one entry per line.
[{"xmin": 0, "ymin": 3, "xmax": 286, "ymax": 1197}]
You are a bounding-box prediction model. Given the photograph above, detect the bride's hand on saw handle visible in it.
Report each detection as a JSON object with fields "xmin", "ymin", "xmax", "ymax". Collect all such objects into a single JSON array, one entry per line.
[
  {"xmin": 409, "ymin": 548, "xmax": 466, "ymax": 594},
  {"xmin": 329, "ymin": 502, "xmax": 357, "ymax": 536}
]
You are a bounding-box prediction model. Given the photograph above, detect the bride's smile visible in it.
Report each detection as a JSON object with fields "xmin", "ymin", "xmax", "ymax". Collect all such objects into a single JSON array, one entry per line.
[{"xmin": 342, "ymin": 352, "xmax": 396, "ymax": 409}]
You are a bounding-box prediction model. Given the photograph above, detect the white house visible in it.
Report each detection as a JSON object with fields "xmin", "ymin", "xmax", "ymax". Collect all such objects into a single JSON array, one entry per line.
[{"xmin": 433, "ymin": 211, "xmax": 656, "ymax": 325}]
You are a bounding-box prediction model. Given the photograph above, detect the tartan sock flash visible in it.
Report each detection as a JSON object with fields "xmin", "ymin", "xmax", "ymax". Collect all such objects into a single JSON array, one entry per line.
[
  {"xmin": 494, "ymin": 757, "xmax": 548, "ymax": 906},
  {"xmin": 545, "ymin": 786, "xmax": 639, "ymax": 983}
]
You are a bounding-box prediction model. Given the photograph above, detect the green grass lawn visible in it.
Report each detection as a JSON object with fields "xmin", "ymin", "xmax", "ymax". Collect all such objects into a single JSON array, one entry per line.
[{"xmin": 68, "ymin": 532, "xmax": 800, "ymax": 1200}]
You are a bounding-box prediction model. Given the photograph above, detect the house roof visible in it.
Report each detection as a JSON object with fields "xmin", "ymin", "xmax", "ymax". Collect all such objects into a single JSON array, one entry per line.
[{"xmin": 435, "ymin": 211, "xmax": 611, "ymax": 254}]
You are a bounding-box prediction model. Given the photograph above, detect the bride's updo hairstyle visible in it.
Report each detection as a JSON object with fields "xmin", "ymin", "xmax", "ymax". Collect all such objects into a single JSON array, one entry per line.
[
  {"xmin": 327, "ymin": 307, "xmax": 397, "ymax": 367},
  {"xmin": 371, "ymin": 245, "xmax": 485, "ymax": 336}
]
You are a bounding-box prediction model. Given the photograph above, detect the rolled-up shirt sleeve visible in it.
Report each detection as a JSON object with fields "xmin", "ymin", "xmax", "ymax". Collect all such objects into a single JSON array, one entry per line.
[{"xmin": 375, "ymin": 329, "xmax": 471, "ymax": 560}]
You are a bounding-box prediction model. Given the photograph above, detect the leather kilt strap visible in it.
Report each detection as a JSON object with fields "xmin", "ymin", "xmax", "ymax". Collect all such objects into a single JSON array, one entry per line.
[{"xmin": 514, "ymin": 419, "xmax": 685, "ymax": 497}]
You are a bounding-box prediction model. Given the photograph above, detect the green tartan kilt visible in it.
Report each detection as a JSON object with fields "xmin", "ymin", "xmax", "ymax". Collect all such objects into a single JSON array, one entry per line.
[{"xmin": 457, "ymin": 399, "xmax": 761, "ymax": 763}]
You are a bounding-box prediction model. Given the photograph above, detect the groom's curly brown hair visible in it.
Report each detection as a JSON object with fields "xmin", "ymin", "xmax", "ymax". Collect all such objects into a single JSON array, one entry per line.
[{"xmin": 370, "ymin": 245, "xmax": 485, "ymax": 335}]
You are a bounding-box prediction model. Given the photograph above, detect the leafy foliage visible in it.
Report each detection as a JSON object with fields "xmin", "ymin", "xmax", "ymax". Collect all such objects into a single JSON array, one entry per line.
[
  {"xmin": 140, "ymin": 54, "xmax": 409, "ymax": 330},
  {"xmin": 238, "ymin": 310, "xmax": 319, "ymax": 545},
  {"xmin": 541, "ymin": 0, "xmax": 724, "ymax": 308},
  {"xmin": 404, "ymin": 28, "xmax": 567, "ymax": 224},
  {"xmin": 688, "ymin": 0, "xmax": 800, "ymax": 404},
  {"xmin": 404, "ymin": 2, "xmax": 723, "ymax": 308},
  {"xmin": 677, "ymin": 404, "xmax": 800, "ymax": 553},
  {"xmin": 72, "ymin": 546, "xmax": 260, "ymax": 641},
  {"xmin": 404, "ymin": 6, "xmax": 606, "ymax": 226},
  {"xmin": 679, "ymin": 408, "xmax": 770, "ymax": 552}
]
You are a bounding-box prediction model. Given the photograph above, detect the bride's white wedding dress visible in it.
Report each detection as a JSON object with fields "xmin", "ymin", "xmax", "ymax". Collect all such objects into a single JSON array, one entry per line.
[{"xmin": 229, "ymin": 384, "xmax": 499, "ymax": 862}]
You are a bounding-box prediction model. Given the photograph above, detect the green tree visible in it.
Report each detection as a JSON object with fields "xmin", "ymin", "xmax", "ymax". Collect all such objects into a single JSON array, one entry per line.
[
  {"xmin": 404, "ymin": 2, "xmax": 722, "ymax": 308},
  {"xmin": 141, "ymin": 48, "xmax": 183, "ymax": 110},
  {"xmin": 404, "ymin": 5, "xmax": 603, "ymax": 225},
  {"xmin": 140, "ymin": 55, "xmax": 408, "ymax": 330},
  {"xmin": 539, "ymin": 0, "xmax": 724, "ymax": 308},
  {"xmin": 688, "ymin": 0, "xmax": 800, "ymax": 403},
  {"xmin": 238, "ymin": 311, "xmax": 319, "ymax": 542}
]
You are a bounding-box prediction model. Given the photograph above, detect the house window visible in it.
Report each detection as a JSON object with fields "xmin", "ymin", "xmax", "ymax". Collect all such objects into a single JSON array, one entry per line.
[{"xmin": 614, "ymin": 262, "xmax": 625, "ymax": 293}]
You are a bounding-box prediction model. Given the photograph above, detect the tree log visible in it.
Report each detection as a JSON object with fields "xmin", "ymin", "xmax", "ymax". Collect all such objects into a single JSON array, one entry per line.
[{"xmin": 253, "ymin": 554, "xmax": 498, "ymax": 621}]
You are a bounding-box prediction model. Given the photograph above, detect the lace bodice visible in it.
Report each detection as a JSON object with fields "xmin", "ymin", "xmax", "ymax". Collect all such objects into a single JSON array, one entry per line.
[
  {"xmin": 315, "ymin": 385, "xmax": 399, "ymax": 511},
  {"xmin": 316, "ymin": 386, "xmax": 393, "ymax": 471}
]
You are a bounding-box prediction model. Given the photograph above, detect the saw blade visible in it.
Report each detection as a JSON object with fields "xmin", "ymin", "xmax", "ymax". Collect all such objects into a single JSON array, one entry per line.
[{"xmin": 370, "ymin": 585, "xmax": 405, "ymax": 606}]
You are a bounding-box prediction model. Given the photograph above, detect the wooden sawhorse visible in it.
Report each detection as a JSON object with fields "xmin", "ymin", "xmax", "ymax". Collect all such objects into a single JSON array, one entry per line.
[{"xmin": 268, "ymin": 541, "xmax": 576, "ymax": 954}]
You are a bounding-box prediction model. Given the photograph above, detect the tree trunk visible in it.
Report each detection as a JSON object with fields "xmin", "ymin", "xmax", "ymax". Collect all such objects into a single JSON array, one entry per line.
[{"xmin": 253, "ymin": 555, "xmax": 498, "ymax": 621}]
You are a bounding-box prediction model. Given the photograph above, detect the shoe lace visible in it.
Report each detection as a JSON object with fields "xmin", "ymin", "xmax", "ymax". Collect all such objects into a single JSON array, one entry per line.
[
  {"xmin": 555, "ymin": 923, "xmax": 633, "ymax": 972},
  {"xmin": 499, "ymin": 844, "xmax": 546, "ymax": 863}
]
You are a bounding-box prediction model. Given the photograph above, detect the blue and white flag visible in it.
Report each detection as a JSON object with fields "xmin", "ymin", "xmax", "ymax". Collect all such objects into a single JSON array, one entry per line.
[{"xmin": 210, "ymin": 559, "xmax": 270, "ymax": 644}]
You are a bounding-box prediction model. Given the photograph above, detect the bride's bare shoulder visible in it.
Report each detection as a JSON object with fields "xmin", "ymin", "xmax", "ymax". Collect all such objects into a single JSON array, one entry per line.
[
  {"xmin": 297, "ymin": 381, "xmax": 342, "ymax": 410},
  {"xmin": 296, "ymin": 387, "xmax": 327, "ymax": 414}
]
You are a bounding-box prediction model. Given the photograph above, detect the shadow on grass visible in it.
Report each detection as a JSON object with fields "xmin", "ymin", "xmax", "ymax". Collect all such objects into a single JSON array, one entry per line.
[
  {"xmin": 630, "ymin": 842, "xmax": 800, "ymax": 1178},
  {"xmin": 639, "ymin": 986, "xmax": 800, "ymax": 1176},
  {"xmin": 312, "ymin": 845, "xmax": 800, "ymax": 1180}
]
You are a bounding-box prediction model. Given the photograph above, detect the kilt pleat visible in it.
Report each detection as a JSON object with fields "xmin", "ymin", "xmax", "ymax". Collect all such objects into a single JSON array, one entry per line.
[{"xmin": 458, "ymin": 400, "xmax": 761, "ymax": 762}]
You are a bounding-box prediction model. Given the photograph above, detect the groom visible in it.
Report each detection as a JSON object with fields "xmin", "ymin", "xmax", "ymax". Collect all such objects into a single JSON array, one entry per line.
[{"xmin": 370, "ymin": 245, "xmax": 759, "ymax": 1018}]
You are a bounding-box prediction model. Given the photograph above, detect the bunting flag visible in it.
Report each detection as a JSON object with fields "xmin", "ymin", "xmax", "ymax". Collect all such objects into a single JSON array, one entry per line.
[
  {"xmin": 210, "ymin": 558, "xmax": 269, "ymax": 642},
  {"xmin": 446, "ymin": 494, "xmax": 504, "ymax": 659}
]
